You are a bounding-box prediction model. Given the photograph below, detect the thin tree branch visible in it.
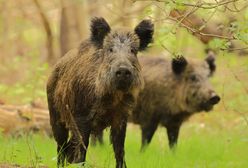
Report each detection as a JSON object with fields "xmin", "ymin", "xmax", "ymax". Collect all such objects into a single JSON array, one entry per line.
[
  {"xmin": 134, "ymin": 0, "xmax": 241, "ymax": 10},
  {"xmin": 222, "ymin": 47, "xmax": 248, "ymax": 51},
  {"xmin": 167, "ymin": 17, "xmax": 235, "ymax": 40}
]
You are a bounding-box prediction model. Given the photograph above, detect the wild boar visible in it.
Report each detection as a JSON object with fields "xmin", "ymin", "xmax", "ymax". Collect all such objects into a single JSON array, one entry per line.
[
  {"xmin": 134, "ymin": 55, "xmax": 220, "ymax": 149},
  {"xmin": 47, "ymin": 17, "xmax": 154, "ymax": 167}
]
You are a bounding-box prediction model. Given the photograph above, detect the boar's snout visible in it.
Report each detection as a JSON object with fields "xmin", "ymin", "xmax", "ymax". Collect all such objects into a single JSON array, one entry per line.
[
  {"xmin": 208, "ymin": 94, "xmax": 220, "ymax": 105},
  {"xmin": 200, "ymin": 91, "xmax": 220, "ymax": 112},
  {"xmin": 115, "ymin": 66, "xmax": 133, "ymax": 91},
  {"xmin": 115, "ymin": 67, "xmax": 132, "ymax": 79}
]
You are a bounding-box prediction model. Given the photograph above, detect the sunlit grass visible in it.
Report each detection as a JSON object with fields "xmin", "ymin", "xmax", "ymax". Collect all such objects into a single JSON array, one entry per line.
[{"xmin": 0, "ymin": 122, "xmax": 248, "ymax": 168}]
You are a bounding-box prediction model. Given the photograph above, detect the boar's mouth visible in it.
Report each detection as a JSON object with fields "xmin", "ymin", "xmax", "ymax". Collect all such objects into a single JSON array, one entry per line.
[
  {"xmin": 200, "ymin": 95, "xmax": 220, "ymax": 112},
  {"xmin": 199, "ymin": 102, "xmax": 214, "ymax": 112},
  {"xmin": 201, "ymin": 104, "xmax": 213, "ymax": 112},
  {"xmin": 116, "ymin": 79, "xmax": 132, "ymax": 92}
]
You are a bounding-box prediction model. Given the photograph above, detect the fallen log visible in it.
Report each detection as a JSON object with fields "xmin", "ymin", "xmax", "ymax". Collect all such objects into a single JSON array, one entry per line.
[{"xmin": 0, "ymin": 104, "xmax": 51, "ymax": 137}]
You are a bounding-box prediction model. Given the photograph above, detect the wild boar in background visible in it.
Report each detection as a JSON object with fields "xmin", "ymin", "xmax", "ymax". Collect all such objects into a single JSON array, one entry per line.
[{"xmin": 135, "ymin": 55, "xmax": 220, "ymax": 150}]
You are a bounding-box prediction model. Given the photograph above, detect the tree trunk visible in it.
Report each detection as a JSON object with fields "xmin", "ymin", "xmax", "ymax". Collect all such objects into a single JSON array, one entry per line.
[
  {"xmin": 33, "ymin": 0, "xmax": 55, "ymax": 65},
  {"xmin": 60, "ymin": 0, "xmax": 89, "ymax": 56}
]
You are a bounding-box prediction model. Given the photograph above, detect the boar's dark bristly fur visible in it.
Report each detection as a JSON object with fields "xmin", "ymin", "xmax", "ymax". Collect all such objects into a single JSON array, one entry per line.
[
  {"xmin": 205, "ymin": 49, "xmax": 216, "ymax": 76},
  {"xmin": 172, "ymin": 56, "xmax": 187, "ymax": 75},
  {"xmin": 134, "ymin": 20, "xmax": 154, "ymax": 51},
  {"xmin": 90, "ymin": 17, "xmax": 111, "ymax": 48},
  {"xmin": 92, "ymin": 54, "xmax": 220, "ymax": 150},
  {"xmin": 132, "ymin": 55, "xmax": 220, "ymax": 149},
  {"xmin": 47, "ymin": 17, "xmax": 154, "ymax": 168}
]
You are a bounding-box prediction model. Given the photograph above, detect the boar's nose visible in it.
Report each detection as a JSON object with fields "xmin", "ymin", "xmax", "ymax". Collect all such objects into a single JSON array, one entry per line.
[
  {"xmin": 209, "ymin": 95, "xmax": 220, "ymax": 105},
  {"xmin": 115, "ymin": 67, "xmax": 132, "ymax": 79}
]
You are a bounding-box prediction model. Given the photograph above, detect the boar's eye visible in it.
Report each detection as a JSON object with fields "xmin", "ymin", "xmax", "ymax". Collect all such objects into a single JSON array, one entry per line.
[
  {"xmin": 130, "ymin": 48, "xmax": 137, "ymax": 55},
  {"xmin": 109, "ymin": 47, "xmax": 113, "ymax": 52},
  {"xmin": 189, "ymin": 74, "xmax": 198, "ymax": 82}
]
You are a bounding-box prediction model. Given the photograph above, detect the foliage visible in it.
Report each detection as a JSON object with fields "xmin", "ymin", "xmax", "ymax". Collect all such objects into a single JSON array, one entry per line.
[{"xmin": 0, "ymin": 55, "xmax": 49, "ymax": 104}]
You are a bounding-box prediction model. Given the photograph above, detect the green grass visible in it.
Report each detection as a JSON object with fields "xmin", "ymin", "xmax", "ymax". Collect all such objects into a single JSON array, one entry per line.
[{"xmin": 1, "ymin": 122, "xmax": 248, "ymax": 168}]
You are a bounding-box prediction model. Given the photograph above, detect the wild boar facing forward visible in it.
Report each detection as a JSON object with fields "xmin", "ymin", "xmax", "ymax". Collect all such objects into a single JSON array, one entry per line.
[{"xmin": 47, "ymin": 17, "xmax": 154, "ymax": 167}]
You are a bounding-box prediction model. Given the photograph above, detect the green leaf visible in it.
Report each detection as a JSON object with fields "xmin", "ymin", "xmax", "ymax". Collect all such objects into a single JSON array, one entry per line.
[{"xmin": 208, "ymin": 38, "xmax": 229, "ymax": 50}]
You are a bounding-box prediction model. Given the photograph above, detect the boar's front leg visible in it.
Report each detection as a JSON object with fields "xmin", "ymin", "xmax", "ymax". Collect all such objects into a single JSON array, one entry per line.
[
  {"xmin": 140, "ymin": 120, "xmax": 159, "ymax": 151},
  {"xmin": 66, "ymin": 115, "xmax": 91, "ymax": 164},
  {"xmin": 91, "ymin": 131, "xmax": 104, "ymax": 146},
  {"xmin": 166, "ymin": 123, "xmax": 181, "ymax": 149},
  {"xmin": 166, "ymin": 113, "xmax": 189, "ymax": 149},
  {"xmin": 140, "ymin": 115, "xmax": 160, "ymax": 151},
  {"xmin": 66, "ymin": 131, "xmax": 91, "ymax": 164},
  {"xmin": 52, "ymin": 122, "xmax": 68, "ymax": 168},
  {"xmin": 111, "ymin": 119, "xmax": 127, "ymax": 168}
]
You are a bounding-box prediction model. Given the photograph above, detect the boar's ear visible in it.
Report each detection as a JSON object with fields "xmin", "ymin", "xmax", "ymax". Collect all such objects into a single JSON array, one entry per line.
[
  {"xmin": 205, "ymin": 49, "xmax": 216, "ymax": 76},
  {"xmin": 135, "ymin": 20, "xmax": 154, "ymax": 51},
  {"xmin": 90, "ymin": 17, "xmax": 111, "ymax": 48},
  {"xmin": 172, "ymin": 56, "xmax": 188, "ymax": 75}
]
